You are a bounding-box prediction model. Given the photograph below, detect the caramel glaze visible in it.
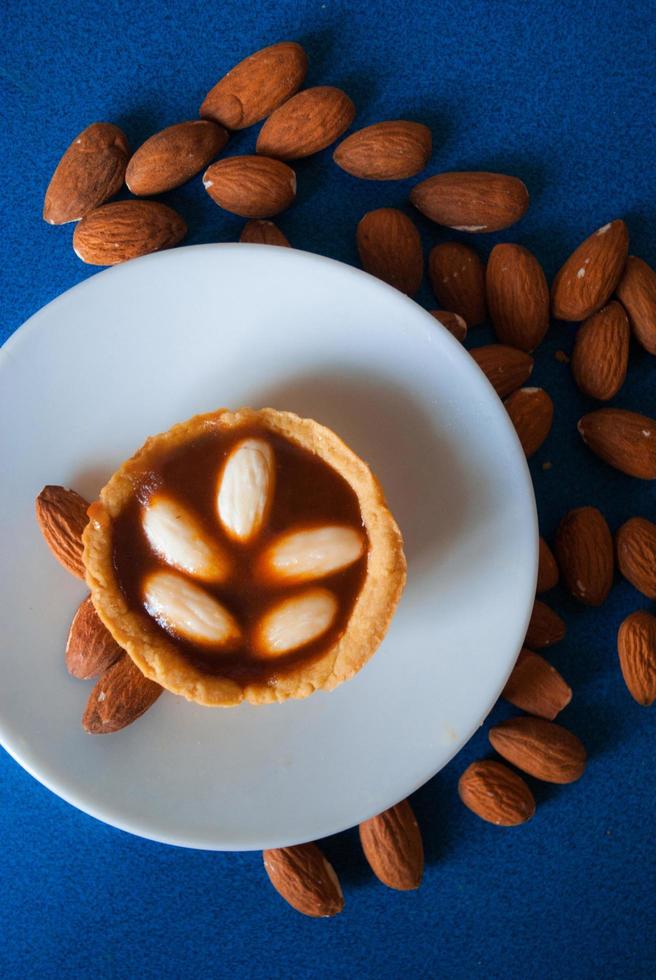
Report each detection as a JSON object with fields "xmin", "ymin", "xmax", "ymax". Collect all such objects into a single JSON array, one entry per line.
[{"xmin": 112, "ymin": 426, "xmax": 368, "ymax": 686}]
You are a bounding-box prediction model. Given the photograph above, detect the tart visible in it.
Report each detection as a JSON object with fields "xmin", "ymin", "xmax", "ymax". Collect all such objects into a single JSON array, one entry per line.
[{"xmin": 83, "ymin": 408, "xmax": 406, "ymax": 707}]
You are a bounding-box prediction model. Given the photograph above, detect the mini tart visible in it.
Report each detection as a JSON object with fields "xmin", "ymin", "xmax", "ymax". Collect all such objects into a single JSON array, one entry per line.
[{"xmin": 83, "ymin": 408, "xmax": 406, "ymax": 707}]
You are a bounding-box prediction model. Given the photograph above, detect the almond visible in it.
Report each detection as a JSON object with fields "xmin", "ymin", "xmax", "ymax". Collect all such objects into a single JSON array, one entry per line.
[
  {"xmin": 359, "ymin": 799, "xmax": 424, "ymax": 890},
  {"xmin": 489, "ymin": 716, "xmax": 586, "ymax": 784},
  {"xmin": 333, "ymin": 120, "xmax": 431, "ymax": 180},
  {"xmin": 35, "ymin": 485, "xmax": 90, "ymax": 579},
  {"xmin": 258, "ymin": 525, "xmax": 364, "ymax": 583},
  {"xmin": 43, "ymin": 123, "xmax": 129, "ymax": 225},
  {"xmin": 551, "ymin": 219, "xmax": 629, "ymax": 321},
  {"xmin": 143, "ymin": 571, "xmax": 241, "ymax": 647},
  {"xmin": 142, "ymin": 493, "xmax": 231, "ymax": 582},
  {"xmin": 570, "ymin": 302, "xmax": 630, "ymax": 400},
  {"xmin": 66, "ymin": 595, "xmax": 123, "ymax": 679},
  {"xmin": 525, "ymin": 599, "xmax": 566, "ymax": 648},
  {"xmin": 502, "ymin": 649, "xmax": 572, "ymax": 720},
  {"xmin": 458, "ymin": 760, "xmax": 535, "ymax": 826},
  {"xmin": 73, "ymin": 201, "xmax": 186, "ymax": 266},
  {"xmin": 554, "ymin": 507, "xmax": 613, "ymax": 606},
  {"xmin": 200, "ymin": 41, "xmax": 308, "ymax": 130},
  {"xmin": 217, "ymin": 438, "xmax": 275, "ymax": 542},
  {"xmin": 486, "ymin": 243, "xmax": 549, "ymax": 351},
  {"xmin": 254, "ymin": 588, "xmax": 338, "ymax": 656},
  {"xmin": 125, "ymin": 121, "xmax": 229, "ymax": 195},
  {"xmin": 617, "ymin": 610, "xmax": 656, "ymax": 706},
  {"xmin": 578, "ymin": 409, "xmax": 656, "ymax": 479},
  {"xmin": 82, "ymin": 654, "xmax": 162, "ymax": 734},
  {"xmin": 615, "ymin": 255, "xmax": 656, "ymax": 354},
  {"xmin": 263, "ymin": 844, "xmax": 344, "ymax": 917},
  {"xmin": 240, "ymin": 220, "xmax": 290, "ymax": 246},
  {"xmin": 430, "ymin": 310, "xmax": 467, "ymax": 343},
  {"xmin": 537, "ymin": 536, "xmax": 559, "ymax": 593},
  {"xmin": 203, "ymin": 155, "xmax": 296, "ymax": 218},
  {"xmin": 616, "ymin": 517, "xmax": 656, "ymax": 599},
  {"xmin": 257, "ymin": 86, "xmax": 355, "ymax": 160},
  {"xmin": 357, "ymin": 208, "xmax": 423, "ymax": 296},
  {"xmin": 429, "ymin": 242, "xmax": 487, "ymax": 326},
  {"xmin": 470, "ymin": 345, "xmax": 534, "ymax": 398},
  {"xmin": 504, "ymin": 387, "xmax": 553, "ymax": 458},
  {"xmin": 410, "ymin": 171, "xmax": 529, "ymax": 232}
]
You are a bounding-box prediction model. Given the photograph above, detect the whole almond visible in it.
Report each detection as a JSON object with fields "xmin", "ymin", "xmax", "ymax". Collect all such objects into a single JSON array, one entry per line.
[
  {"xmin": 429, "ymin": 242, "xmax": 487, "ymax": 326},
  {"xmin": 203, "ymin": 155, "xmax": 296, "ymax": 218},
  {"xmin": 66, "ymin": 595, "xmax": 123, "ymax": 679},
  {"xmin": 263, "ymin": 844, "xmax": 344, "ymax": 917},
  {"xmin": 359, "ymin": 799, "xmax": 424, "ymax": 890},
  {"xmin": 410, "ymin": 171, "xmax": 529, "ymax": 232},
  {"xmin": 458, "ymin": 760, "xmax": 535, "ymax": 826},
  {"xmin": 554, "ymin": 506, "xmax": 613, "ymax": 606},
  {"xmin": 333, "ymin": 120, "xmax": 431, "ymax": 180},
  {"xmin": 616, "ymin": 517, "xmax": 656, "ymax": 599},
  {"xmin": 537, "ymin": 536, "xmax": 559, "ymax": 593},
  {"xmin": 570, "ymin": 302, "xmax": 630, "ymax": 401},
  {"xmin": 486, "ymin": 243, "xmax": 549, "ymax": 351},
  {"xmin": 82, "ymin": 655, "xmax": 162, "ymax": 734},
  {"xmin": 525, "ymin": 599, "xmax": 566, "ymax": 648},
  {"xmin": 257, "ymin": 87, "xmax": 355, "ymax": 160},
  {"xmin": 489, "ymin": 716, "xmax": 586, "ymax": 784},
  {"xmin": 470, "ymin": 345, "xmax": 534, "ymax": 398},
  {"xmin": 43, "ymin": 122, "xmax": 129, "ymax": 225},
  {"xmin": 357, "ymin": 208, "xmax": 423, "ymax": 296},
  {"xmin": 430, "ymin": 310, "xmax": 467, "ymax": 343},
  {"xmin": 502, "ymin": 648, "xmax": 572, "ymax": 720},
  {"xmin": 240, "ymin": 220, "xmax": 290, "ymax": 246},
  {"xmin": 73, "ymin": 201, "xmax": 186, "ymax": 266},
  {"xmin": 617, "ymin": 610, "xmax": 656, "ymax": 706},
  {"xmin": 578, "ymin": 409, "xmax": 656, "ymax": 479},
  {"xmin": 551, "ymin": 219, "xmax": 629, "ymax": 321},
  {"xmin": 615, "ymin": 255, "xmax": 656, "ymax": 354},
  {"xmin": 126, "ymin": 121, "xmax": 229, "ymax": 195},
  {"xmin": 504, "ymin": 387, "xmax": 553, "ymax": 458},
  {"xmin": 200, "ymin": 41, "xmax": 308, "ymax": 130},
  {"xmin": 35, "ymin": 485, "xmax": 89, "ymax": 579}
]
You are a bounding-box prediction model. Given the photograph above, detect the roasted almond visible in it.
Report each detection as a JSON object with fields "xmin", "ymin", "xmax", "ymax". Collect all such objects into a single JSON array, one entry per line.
[
  {"xmin": 143, "ymin": 570, "xmax": 241, "ymax": 647},
  {"xmin": 486, "ymin": 243, "xmax": 549, "ymax": 351},
  {"xmin": 254, "ymin": 589, "xmax": 337, "ymax": 657},
  {"xmin": 489, "ymin": 716, "xmax": 586, "ymax": 784},
  {"xmin": 263, "ymin": 844, "xmax": 344, "ymax": 917},
  {"xmin": 35, "ymin": 485, "xmax": 90, "ymax": 579},
  {"xmin": 73, "ymin": 201, "xmax": 186, "ymax": 265},
  {"xmin": 240, "ymin": 219, "xmax": 290, "ymax": 246},
  {"xmin": 203, "ymin": 155, "xmax": 296, "ymax": 218},
  {"xmin": 525, "ymin": 599, "xmax": 566, "ymax": 649},
  {"xmin": 333, "ymin": 120, "xmax": 431, "ymax": 180},
  {"xmin": 82, "ymin": 655, "xmax": 162, "ymax": 734},
  {"xmin": 66, "ymin": 595, "xmax": 123, "ymax": 679},
  {"xmin": 126, "ymin": 120, "xmax": 228, "ymax": 195},
  {"xmin": 616, "ymin": 517, "xmax": 656, "ymax": 599},
  {"xmin": 502, "ymin": 648, "xmax": 572, "ymax": 720},
  {"xmin": 470, "ymin": 345, "xmax": 534, "ymax": 398},
  {"xmin": 615, "ymin": 255, "xmax": 656, "ymax": 354},
  {"xmin": 458, "ymin": 760, "xmax": 535, "ymax": 826},
  {"xmin": 43, "ymin": 122, "xmax": 129, "ymax": 225},
  {"xmin": 357, "ymin": 208, "xmax": 423, "ymax": 296},
  {"xmin": 551, "ymin": 219, "xmax": 629, "ymax": 321},
  {"xmin": 554, "ymin": 506, "xmax": 614, "ymax": 606},
  {"xmin": 359, "ymin": 799, "xmax": 424, "ymax": 890},
  {"xmin": 217, "ymin": 437, "xmax": 275, "ymax": 542},
  {"xmin": 429, "ymin": 242, "xmax": 487, "ymax": 326},
  {"xmin": 410, "ymin": 171, "xmax": 529, "ymax": 232},
  {"xmin": 504, "ymin": 387, "xmax": 553, "ymax": 458},
  {"xmin": 617, "ymin": 610, "xmax": 656, "ymax": 706},
  {"xmin": 570, "ymin": 302, "xmax": 630, "ymax": 401},
  {"xmin": 430, "ymin": 310, "xmax": 467, "ymax": 343},
  {"xmin": 257, "ymin": 86, "xmax": 355, "ymax": 160},
  {"xmin": 537, "ymin": 536, "xmax": 559, "ymax": 593},
  {"xmin": 200, "ymin": 41, "xmax": 308, "ymax": 130},
  {"xmin": 578, "ymin": 409, "xmax": 656, "ymax": 479}
]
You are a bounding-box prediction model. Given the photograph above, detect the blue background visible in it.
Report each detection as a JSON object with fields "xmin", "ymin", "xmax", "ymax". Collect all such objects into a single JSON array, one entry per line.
[{"xmin": 1, "ymin": 1, "xmax": 655, "ymax": 977}]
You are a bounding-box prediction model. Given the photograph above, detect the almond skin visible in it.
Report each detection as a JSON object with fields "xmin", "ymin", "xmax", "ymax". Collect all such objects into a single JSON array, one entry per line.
[
  {"xmin": 126, "ymin": 121, "xmax": 228, "ymax": 195},
  {"xmin": 616, "ymin": 517, "xmax": 656, "ymax": 599},
  {"xmin": 35, "ymin": 485, "xmax": 89, "ymax": 579},
  {"xmin": 359, "ymin": 799, "xmax": 424, "ymax": 890},
  {"xmin": 470, "ymin": 345, "xmax": 534, "ymax": 398},
  {"xmin": 570, "ymin": 302, "xmax": 630, "ymax": 401},
  {"xmin": 263, "ymin": 844, "xmax": 344, "ymax": 917},
  {"xmin": 429, "ymin": 242, "xmax": 487, "ymax": 326},
  {"xmin": 578, "ymin": 409, "xmax": 656, "ymax": 479},
  {"xmin": 203, "ymin": 155, "xmax": 296, "ymax": 218},
  {"xmin": 458, "ymin": 760, "xmax": 535, "ymax": 826},
  {"xmin": 257, "ymin": 86, "xmax": 355, "ymax": 160},
  {"xmin": 551, "ymin": 219, "xmax": 629, "ymax": 321},
  {"xmin": 554, "ymin": 506, "xmax": 613, "ymax": 606},
  {"xmin": 525, "ymin": 599, "xmax": 566, "ymax": 648},
  {"xmin": 43, "ymin": 122, "xmax": 129, "ymax": 225},
  {"xmin": 73, "ymin": 201, "xmax": 186, "ymax": 265},
  {"xmin": 489, "ymin": 716, "xmax": 586, "ymax": 784},
  {"xmin": 486, "ymin": 244, "xmax": 549, "ymax": 351},
  {"xmin": 333, "ymin": 120, "xmax": 431, "ymax": 180},
  {"xmin": 200, "ymin": 41, "xmax": 308, "ymax": 130},
  {"xmin": 82, "ymin": 655, "xmax": 162, "ymax": 734},
  {"xmin": 357, "ymin": 208, "xmax": 423, "ymax": 296},
  {"xmin": 504, "ymin": 387, "xmax": 553, "ymax": 458},
  {"xmin": 430, "ymin": 310, "xmax": 467, "ymax": 343},
  {"xmin": 615, "ymin": 255, "xmax": 656, "ymax": 354},
  {"xmin": 502, "ymin": 649, "xmax": 572, "ymax": 720},
  {"xmin": 240, "ymin": 220, "xmax": 290, "ymax": 246},
  {"xmin": 66, "ymin": 595, "xmax": 123, "ymax": 679},
  {"xmin": 617, "ymin": 610, "xmax": 656, "ymax": 706},
  {"xmin": 537, "ymin": 537, "xmax": 559, "ymax": 593},
  {"xmin": 410, "ymin": 171, "xmax": 529, "ymax": 232}
]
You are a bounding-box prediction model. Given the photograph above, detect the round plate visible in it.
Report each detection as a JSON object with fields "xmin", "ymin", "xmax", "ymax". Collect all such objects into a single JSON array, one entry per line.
[{"xmin": 0, "ymin": 244, "xmax": 537, "ymax": 850}]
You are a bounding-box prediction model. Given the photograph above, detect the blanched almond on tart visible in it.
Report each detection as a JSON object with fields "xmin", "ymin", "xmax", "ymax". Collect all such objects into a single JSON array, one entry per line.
[
  {"xmin": 142, "ymin": 570, "xmax": 241, "ymax": 646},
  {"xmin": 142, "ymin": 493, "xmax": 230, "ymax": 582},
  {"xmin": 258, "ymin": 525, "xmax": 365, "ymax": 583},
  {"xmin": 217, "ymin": 438, "xmax": 275, "ymax": 543},
  {"xmin": 254, "ymin": 588, "xmax": 338, "ymax": 656}
]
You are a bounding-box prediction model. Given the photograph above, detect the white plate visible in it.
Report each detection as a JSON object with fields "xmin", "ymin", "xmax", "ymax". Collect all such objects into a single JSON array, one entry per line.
[{"xmin": 0, "ymin": 244, "xmax": 537, "ymax": 851}]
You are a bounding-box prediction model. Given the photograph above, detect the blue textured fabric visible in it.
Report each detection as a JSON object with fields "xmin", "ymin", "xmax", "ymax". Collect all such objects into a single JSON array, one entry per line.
[{"xmin": 1, "ymin": 1, "xmax": 656, "ymax": 977}]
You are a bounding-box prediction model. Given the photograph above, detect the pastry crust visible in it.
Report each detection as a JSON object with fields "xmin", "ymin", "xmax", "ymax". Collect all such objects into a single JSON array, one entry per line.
[{"xmin": 83, "ymin": 408, "xmax": 406, "ymax": 706}]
